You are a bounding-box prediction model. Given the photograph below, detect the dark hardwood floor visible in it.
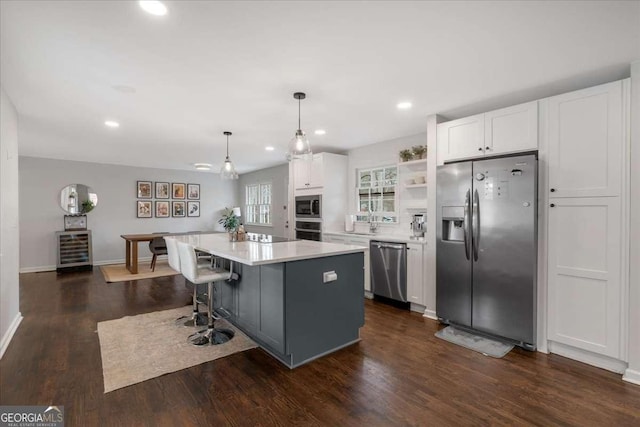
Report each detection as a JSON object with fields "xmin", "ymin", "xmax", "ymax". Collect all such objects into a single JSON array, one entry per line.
[{"xmin": 1, "ymin": 269, "xmax": 639, "ymax": 426}]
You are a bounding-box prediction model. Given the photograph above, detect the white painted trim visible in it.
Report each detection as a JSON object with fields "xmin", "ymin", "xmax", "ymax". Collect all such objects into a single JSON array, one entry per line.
[
  {"xmin": 0, "ymin": 312, "xmax": 23, "ymax": 359},
  {"xmin": 423, "ymin": 309, "xmax": 437, "ymax": 320},
  {"xmin": 622, "ymin": 368, "xmax": 640, "ymax": 386},
  {"xmin": 621, "ymin": 78, "xmax": 631, "ymax": 361},
  {"xmin": 537, "ymin": 97, "xmax": 549, "ymax": 355},
  {"xmin": 410, "ymin": 302, "xmax": 425, "ymax": 314},
  {"xmin": 548, "ymin": 341, "xmax": 628, "ymax": 374},
  {"xmin": 19, "ymin": 256, "xmax": 161, "ymax": 273},
  {"xmin": 20, "ymin": 265, "xmax": 56, "ymax": 273}
]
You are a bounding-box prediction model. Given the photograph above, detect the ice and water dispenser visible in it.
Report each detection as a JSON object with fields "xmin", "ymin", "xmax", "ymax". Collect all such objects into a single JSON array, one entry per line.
[{"xmin": 441, "ymin": 206, "xmax": 465, "ymax": 242}]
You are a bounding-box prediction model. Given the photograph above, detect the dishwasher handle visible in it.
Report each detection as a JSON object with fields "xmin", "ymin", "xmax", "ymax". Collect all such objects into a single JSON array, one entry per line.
[{"xmin": 372, "ymin": 242, "xmax": 405, "ymax": 250}]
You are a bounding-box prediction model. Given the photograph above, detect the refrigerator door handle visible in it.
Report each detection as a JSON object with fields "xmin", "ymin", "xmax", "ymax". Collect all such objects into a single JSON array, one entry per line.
[
  {"xmin": 463, "ymin": 189, "xmax": 471, "ymax": 260},
  {"xmin": 472, "ymin": 189, "xmax": 480, "ymax": 261}
]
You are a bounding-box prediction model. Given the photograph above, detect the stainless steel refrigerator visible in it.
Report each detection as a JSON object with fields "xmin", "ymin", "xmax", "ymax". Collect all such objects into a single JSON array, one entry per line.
[{"xmin": 436, "ymin": 153, "xmax": 537, "ymax": 349}]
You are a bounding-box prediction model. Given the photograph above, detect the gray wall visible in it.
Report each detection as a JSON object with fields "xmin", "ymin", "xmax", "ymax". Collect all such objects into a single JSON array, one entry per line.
[
  {"xmin": 1, "ymin": 87, "xmax": 21, "ymax": 357},
  {"xmin": 19, "ymin": 157, "xmax": 239, "ymax": 270},
  {"xmin": 237, "ymin": 163, "xmax": 289, "ymax": 237}
]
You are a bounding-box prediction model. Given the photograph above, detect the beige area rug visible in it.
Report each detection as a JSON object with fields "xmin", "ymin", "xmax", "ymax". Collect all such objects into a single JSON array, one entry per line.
[
  {"xmin": 100, "ymin": 260, "xmax": 180, "ymax": 283},
  {"xmin": 97, "ymin": 306, "xmax": 258, "ymax": 393}
]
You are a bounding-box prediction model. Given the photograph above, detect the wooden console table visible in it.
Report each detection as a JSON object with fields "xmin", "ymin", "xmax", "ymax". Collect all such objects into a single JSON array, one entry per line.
[{"xmin": 120, "ymin": 231, "xmax": 217, "ymax": 274}]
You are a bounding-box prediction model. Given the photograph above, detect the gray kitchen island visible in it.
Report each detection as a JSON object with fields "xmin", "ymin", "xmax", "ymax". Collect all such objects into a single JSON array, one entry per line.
[{"xmin": 166, "ymin": 233, "xmax": 366, "ymax": 368}]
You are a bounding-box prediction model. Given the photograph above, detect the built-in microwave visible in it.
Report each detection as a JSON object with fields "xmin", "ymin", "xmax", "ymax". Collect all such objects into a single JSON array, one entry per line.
[{"xmin": 295, "ymin": 195, "xmax": 321, "ymax": 219}]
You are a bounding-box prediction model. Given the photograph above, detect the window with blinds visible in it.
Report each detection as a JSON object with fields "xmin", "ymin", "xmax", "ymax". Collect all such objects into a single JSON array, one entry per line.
[{"xmin": 245, "ymin": 183, "xmax": 272, "ymax": 225}]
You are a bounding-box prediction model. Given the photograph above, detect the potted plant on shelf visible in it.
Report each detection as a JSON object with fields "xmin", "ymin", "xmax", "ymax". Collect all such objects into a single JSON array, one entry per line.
[
  {"xmin": 412, "ymin": 145, "xmax": 427, "ymax": 159},
  {"xmin": 218, "ymin": 208, "xmax": 240, "ymax": 241},
  {"xmin": 399, "ymin": 149, "xmax": 413, "ymax": 162}
]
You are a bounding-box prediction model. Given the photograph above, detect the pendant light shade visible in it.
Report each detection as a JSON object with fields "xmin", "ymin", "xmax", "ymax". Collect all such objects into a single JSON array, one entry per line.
[
  {"xmin": 287, "ymin": 92, "xmax": 312, "ymax": 161},
  {"xmin": 220, "ymin": 131, "xmax": 238, "ymax": 180}
]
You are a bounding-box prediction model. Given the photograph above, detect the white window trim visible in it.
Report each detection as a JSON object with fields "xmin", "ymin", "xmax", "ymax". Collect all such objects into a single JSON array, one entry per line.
[
  {"xmin": 245, "ymin": 181, "xmax": 273, "ymax": 226},
  {"xmin": 355, "ymin": 165, "xmax": 399, "ymax": 223}
]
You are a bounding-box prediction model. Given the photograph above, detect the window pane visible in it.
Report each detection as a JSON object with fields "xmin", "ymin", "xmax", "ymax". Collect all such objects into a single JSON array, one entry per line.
[
  {"xmin": 383, "ymin": 199, "xmax": 395, "ymax": 212},
  {"xmin": 260, "ymin": 183, "xmax": 271, "ymax": 205},
  {"xmin": 372, "ymin": 169, "xmax": 384, "ymax": 185},
  {"xmin": 359, "ymin": 171, "xmax": 371, "ymax": 187}
]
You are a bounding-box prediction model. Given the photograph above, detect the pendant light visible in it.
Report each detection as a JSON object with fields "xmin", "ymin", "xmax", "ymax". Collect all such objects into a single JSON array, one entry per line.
[
  {"xmin": 287, "ymin": 92, "xmax": 312, "ymax": 161},
  {"xmin": 220, "ymin": 131, "xmax": 238, "ymax": 180}
]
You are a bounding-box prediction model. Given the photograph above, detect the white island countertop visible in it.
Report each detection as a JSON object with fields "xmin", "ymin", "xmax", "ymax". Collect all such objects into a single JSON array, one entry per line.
[{"xmin": 166, "ymin": 233, "xmax": 366, "ymax": 266}]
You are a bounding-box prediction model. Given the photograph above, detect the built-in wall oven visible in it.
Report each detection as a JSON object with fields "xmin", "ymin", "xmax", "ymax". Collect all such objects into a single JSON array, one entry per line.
[
  {"xmin": 295, "ymin": 219, "xmax": 322, "ymax": 241},
  {"xmin": 295, "ymin": 195, "xmax": 321, "ymax": 219}
]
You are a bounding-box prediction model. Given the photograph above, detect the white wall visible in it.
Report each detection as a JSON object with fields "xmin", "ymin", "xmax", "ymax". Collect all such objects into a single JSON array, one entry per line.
[
  {"xmin": 19, "ymin": 157, "xmax": 238, "ymax": 270},
  {"xmin": 0, "ymin": 88, "xmax": 22, "ymax": 358},
  {"xmin": 347, "ymin": 133, "xmax": 428, "ymax": 235},
  {"xmin": 623, "ymin": 61, "xmax": 640, "ymax": 385},
  {"xmin": 237, "ymin": 163, "xmax": 289, "ymax": 237}
]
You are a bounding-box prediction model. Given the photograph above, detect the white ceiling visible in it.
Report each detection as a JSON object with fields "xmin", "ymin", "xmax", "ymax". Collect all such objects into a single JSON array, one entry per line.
[{"xmin": 1, "ymin": 1, "xmax": 639, "ymax": 174}]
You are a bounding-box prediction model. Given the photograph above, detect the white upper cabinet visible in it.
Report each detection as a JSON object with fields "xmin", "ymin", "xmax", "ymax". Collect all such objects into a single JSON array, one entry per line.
[
  {"xmin": 407, "ymin": 243, "xmax": 424, "ymax": 305},
  {"xmin": 547, "ymin": 81, "xmax": 623, "ymax": 198},
  {"xmin": 484, "ymin": 101, "xmax": 538, "ymax": 156},
  {"xmin": 437, "ymin": 113, "xmax": 485, "ymax": 164},
  {"xmin": 293, "ymin": 154, "xmax": 324, "ymax": 190},
  {"xmin": 436, "ymin": 102, "xmax": 538, "ymax": 165}
]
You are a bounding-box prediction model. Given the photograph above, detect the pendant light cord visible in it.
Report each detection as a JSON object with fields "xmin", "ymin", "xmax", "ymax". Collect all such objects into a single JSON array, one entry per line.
[
  {"xmin": 226, "ymin": 134, "xmax": 229, "ymax": 157},
  {"xmin": 298, "ymin": 97, "xmax": 301, "ymax": 130}
]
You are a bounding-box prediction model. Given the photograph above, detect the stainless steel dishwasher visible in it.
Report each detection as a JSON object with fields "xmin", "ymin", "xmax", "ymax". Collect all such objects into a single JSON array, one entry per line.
[{"xmin": 370, "ymin": 240, "xmax": 407, "ymax": 303}]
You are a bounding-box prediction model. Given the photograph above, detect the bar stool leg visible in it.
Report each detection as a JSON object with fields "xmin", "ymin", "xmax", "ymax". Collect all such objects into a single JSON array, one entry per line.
[
  {"xmin": 188, "ymin": 281, "xmax": 234, "ymax": 346},
  {"xmin": 176, "ymin": 284, "xmax": 208, "ymax": 327}
]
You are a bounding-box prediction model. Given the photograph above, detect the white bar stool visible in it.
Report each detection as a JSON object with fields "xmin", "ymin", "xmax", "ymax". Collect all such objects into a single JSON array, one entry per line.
[
  {"xmin": 176, "ymin": 241, "xmax": 235, "ymax": 346},
  {"xmin": 165, "ymin": 237, "xmax": 210, "ymax": 327}
]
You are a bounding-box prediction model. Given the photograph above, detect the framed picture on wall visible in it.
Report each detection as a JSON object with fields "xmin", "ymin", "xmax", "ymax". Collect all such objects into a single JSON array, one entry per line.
[
  {"xmin": 172, "ymin": 201, "xmax": 186, "ymax": 217},
  {"xmin": 172, "ymin": 183, "xmax": 186, "ymax": 199},
  {"xmin": 137, "ymin": 181, "xmax": 152, "ymax": 199},
  {"xmin": 187, "ymin": 201, "xmax": 200, "ymax": 217},
  {"xmin": 155, "ymin": 201, "xmax": 170, "ymax": 218},
  {"xmin": 137, "ymin": 201, "xmax": 152, "ymax": 218},
  {"xmin": 187, "ymin": 183, "xmax": 200, "ymax": 200},
  {"xmin": 155, "ymin": 182, "xmax": 170, "ymax": 199}
]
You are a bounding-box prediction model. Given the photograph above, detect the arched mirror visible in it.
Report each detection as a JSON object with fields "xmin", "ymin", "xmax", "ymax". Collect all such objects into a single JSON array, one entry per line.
[{"xmin": 59, "ymin": 184, "xmax": 98, "ymax": 214}]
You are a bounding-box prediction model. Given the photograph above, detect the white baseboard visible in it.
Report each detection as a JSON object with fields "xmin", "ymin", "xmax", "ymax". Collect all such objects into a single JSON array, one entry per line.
[
  {"xmin": 410, "ymin": 303, "xmax": 425, "ymax": 313},
  {"xmin": 623, "ymin": 368, "xmax": 640, "ymax": 386},
  {"xmin": 548, "ymin": 341, "xmax": 628, "ymax": 374},
  {"xmin": 423, "ymin": 309, "xmax": 437, "ymax": 320},
  {"xmin": 19, "ymin": 255, "xmax": 163, "ymax": 273},
  {"xmin": 0, "ymin": 312, "xmax": 23, "ymax": 359},
  {"xmin": 20, "ymin": 265, "xmax": 56, "ymax": 273}
]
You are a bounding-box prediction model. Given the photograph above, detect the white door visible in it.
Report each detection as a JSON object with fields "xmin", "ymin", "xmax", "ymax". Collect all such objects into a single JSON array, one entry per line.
[
  {"xmin": 547, "ymin": 81, "xmax": 623, "ymax": 198},
  {"xmin": 485, "ymin": 101, "xmax": 538, "ymax": 156},
  {"xmin": 348, "ymin": 237, "xmax": 371, "ymax": 292},
  {"xmin": 436, "ymin": 113, "xmax": 485, "ymax": 165},
  {"xmin": 293, "ymin": 158, "xmax": 310, "ymax": 190},
  {"xmin": 308, "ymin": 154, "xmax": 324, "ymax": 189},
  {"xmin": 407, "ymin": 243, "xmax": 424, "ymax": 304},
  {"xmin": 547, "ymin": 197, "xmax": 621, "ymax": 358}
]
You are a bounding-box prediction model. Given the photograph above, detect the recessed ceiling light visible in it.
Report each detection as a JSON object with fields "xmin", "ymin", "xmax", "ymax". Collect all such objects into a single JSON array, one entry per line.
[
  {"xmin": 194, "ymin": 163, "xmax": 212, "ymax": 170},
  {"xmin": 314, "ymin": 129, "xmax": 326, "ymax": 135},
  {"xmin": 397, "ymin": 101, "xmax": 412, "ymax": 110},
  {"xmin": 104, "ymin": 120, "xmax": 120, "ymax": 128},
  {"xmin": 139, "ymin": 1, "xmax": 168, "ymax": 16},
  {"xmin": 265, "ymin": 146, "xmax": 275, "ymax": 151}
]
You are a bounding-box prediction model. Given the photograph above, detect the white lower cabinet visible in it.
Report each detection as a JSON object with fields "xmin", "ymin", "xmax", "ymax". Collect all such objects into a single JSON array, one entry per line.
[
  {"xmin": 407, "ymin": 243, "xmax": 424, "ymax": 305},
  {"xmin": 348, "ymin": 237, "xmax": 371, "ymax": 292},
  {"xmin": 547, "ymin": 197, "xmax": 622, "ymax": 358}
]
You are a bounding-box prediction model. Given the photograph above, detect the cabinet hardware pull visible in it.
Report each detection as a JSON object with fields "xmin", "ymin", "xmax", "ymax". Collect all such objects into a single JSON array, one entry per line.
[
  {"xmin": 486, "ymin": 146, "xmax": 490, "ymax": 150},
  {"xmin": 478, "ymin": 147, "xmax": 483, "ymax": 151},
  {"xmin": 550, "ymin": 203, "xmax": 555, "ymax": 207},
  {"xmin": 550, "ymin": 188, "xmax": 556, "ymax": 192}
]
